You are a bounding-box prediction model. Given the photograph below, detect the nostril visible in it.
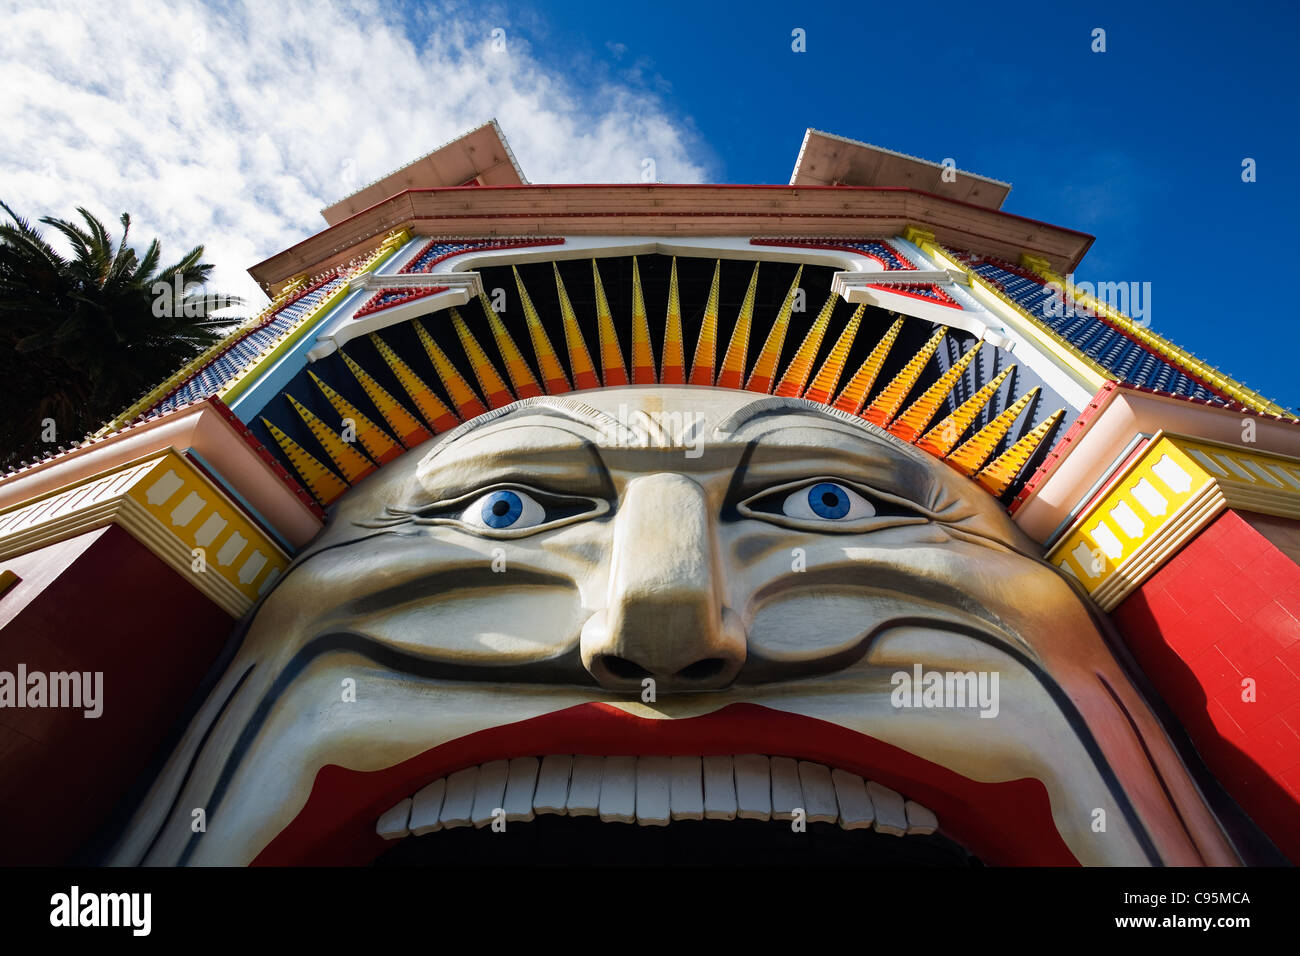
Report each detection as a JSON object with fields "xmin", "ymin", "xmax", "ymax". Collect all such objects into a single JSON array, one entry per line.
[
  {"xmin": 600, "ymin": 655, "xmax": 652, "ymax": 680},
  {"xmin": 675, "ymin": 658, "xmax": 727, "ymax": 681}
]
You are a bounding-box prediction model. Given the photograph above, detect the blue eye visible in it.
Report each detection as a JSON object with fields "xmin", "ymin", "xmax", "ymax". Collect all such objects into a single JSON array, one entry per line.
[
  {"xmin": 807, "ymin": 482, "xmax": 850, "ymax": 519},
  {"xmin": 460, "ymin": 488, "xmax": 547, "ymax": 531},
  {"xmin": 481, "ymin": 490, "xmax": 523, "ymax": 528},
  {"xmin": 781, "ymin": 481, "xmax": 875, "ymax": 521}
]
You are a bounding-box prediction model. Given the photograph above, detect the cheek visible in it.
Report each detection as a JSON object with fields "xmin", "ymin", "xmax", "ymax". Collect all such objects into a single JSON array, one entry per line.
[
  {"xmin": 345, "ymin": 585, "xmax": 591, "ymax": 662},
  {"xmin": 247, "ymin": 524, "xmax": 615, "ymax": 663}
]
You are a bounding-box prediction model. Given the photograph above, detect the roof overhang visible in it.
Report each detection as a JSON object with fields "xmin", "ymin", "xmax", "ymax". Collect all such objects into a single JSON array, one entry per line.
[
  {"xmin": 319, "ymin": 119, "xmax": 527, "ymax": 226},
  {"xmin": 790, "ymin": 129, "xmax": 1012, "ymax": 210},
  {"xmin": 251, "ymin": 184, "xmax": 1094, "ymax": 296}
]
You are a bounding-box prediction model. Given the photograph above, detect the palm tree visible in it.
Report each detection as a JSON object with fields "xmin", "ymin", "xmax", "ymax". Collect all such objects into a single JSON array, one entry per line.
[{"xmin": 0, "ymin": 203, "xmax": 243, "ymax": 468}]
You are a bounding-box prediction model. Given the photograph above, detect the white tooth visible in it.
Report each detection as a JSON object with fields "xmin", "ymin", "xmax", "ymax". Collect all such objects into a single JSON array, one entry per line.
[
  {"xmin": 472, "ymin": 759, "xmax": 509, "ymax": 828},
  {"xmin": 733, "ymin": 754, "xmax": 772, "ymax": 821},
  {"xmin": 409, "ymin": 778, "xmax": 446, "ymax": 836},
  {"xmin": 669, "ymin": 756, "xmax": 704, "ymax": 821},
  {"xmin": 830, "ymin": 768, "xmax": 874, "ymax": 830},
  {"xmin": 533, "ymin": 754, "xmax": 573, "ymax": 815},
  {"xmin": 702, "ymin": 755, "xmax": 738, "ymax": 820},
  {"xmin": 769, "ymin": 756, "xmax": 802, "ymax": 821},
  {"xmin": 866, "ymin": 781, "xmax": 907, "ymax": 836},
  {"xmin": 438, "ymin": 766, "xmax": 479, "ymax": 829},
  {"xmin": 565, "ymin": 755, "xmax": 604, "ymax": 817},
  {"xmin": 797, "ymin": 761, "xmax": 838, "ymax": 824},
  {"xmin": 502, "ymin": 756, "xmax": 540, "ymax": 823},
  {"xmin": 376, "ymin": 798, "xmax": 411, "ymax": 840},
  {"xmin": 635, "ymin": 756, "xmax": 672, "ymax": 827},
  {"xmin": 905, "ymin": 799, "xmax": 939, "ymax": 836},
  {"xmin": 598, "ymin": 756, "xmax": 637, "ymax": 824}
]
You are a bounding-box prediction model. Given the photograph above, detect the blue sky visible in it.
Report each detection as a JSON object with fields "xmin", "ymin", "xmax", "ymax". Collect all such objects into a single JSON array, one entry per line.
[
  {"xmin": 4, "ymin": 0, "xmax": 1297, "ymax": 410},
  {"xmin": 475, "ymin": 0, "xmax": 1300, "ymax": 411}
]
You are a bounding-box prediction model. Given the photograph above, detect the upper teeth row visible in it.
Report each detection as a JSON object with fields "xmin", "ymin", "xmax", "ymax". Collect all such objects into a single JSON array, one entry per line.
[{"xmin": 376, "ymin": 754, "xmax": 939, "ymax": 839}]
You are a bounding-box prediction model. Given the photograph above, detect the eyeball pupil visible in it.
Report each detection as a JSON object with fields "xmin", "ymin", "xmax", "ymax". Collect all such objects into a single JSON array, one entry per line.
[
  {"xmin": 808, "ymin": 482, "xmax": 850, "ymax": 519},
  {"xmin": 482, "ymin": 490, "xmax": 523, "ymax": 528}
]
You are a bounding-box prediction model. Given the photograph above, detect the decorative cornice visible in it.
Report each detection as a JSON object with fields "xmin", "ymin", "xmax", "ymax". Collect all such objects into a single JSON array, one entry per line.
[
  {"xmin": 1047, "ymin": 431, "xmax": 1300, "ymax": 610},
  {"xmin": 0, "ymin": 450, "xmax": 289, "ymax": 617}
]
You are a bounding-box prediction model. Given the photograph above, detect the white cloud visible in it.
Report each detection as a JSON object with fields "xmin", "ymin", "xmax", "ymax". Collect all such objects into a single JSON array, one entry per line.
[{"xmin": 0, "ymin": 0, "xmax": 709, "ymax": 311}]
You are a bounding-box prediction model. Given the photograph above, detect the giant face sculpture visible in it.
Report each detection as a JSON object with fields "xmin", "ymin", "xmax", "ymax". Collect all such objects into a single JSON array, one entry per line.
[{"xmin": 112, "ymin": 387, "xmax": 1239, "ymax": 866}]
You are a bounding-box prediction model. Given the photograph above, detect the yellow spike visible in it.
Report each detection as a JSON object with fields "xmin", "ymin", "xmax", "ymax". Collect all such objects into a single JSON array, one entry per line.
[
  {"xmin": 805, "ymin": 303, "xmax": 865, "ymax": 404},
  {"xmin": 832, "ymin": 318, "xmax": 903, "ymax": 414},
  {"xmin": 629, "ymin": 257, "xmax": 656, "ymax": 384},
  {"xmin": 591, "ymin": 259, "xmax": 629, "ymax": 386},
  {"xmin": 947, "ymin": 387, "xmax": 1041, "ymax": 476},
  {"xmin": 340, "ymin": 350, "xmax": 430, "ymax": 448},
  {"xmin": 916, "ymin": 365, "xmax": 1016, "ymax": 458},
  {"xmin": 660, "ymin": 257, "xmax": 685, "ymax": 384},
  {"xmin": 717, "ymin": 263, "xmax": 761, "ymax": 390},
  {"xmin": 862, "ymin": 327, "xmax": 947, "ymax": 427},
  {"xmin": 414, "ymin": 319, "xmax": 488, "ymax": 418},
  {"xmin": 369, "ymin": 333, "xmax": 461, "ymax": 433},
  {"xmin": 261, "ymin": 417, "xmax": 348, "ymax": 507},
  {"xmin": 553, "ymin": 263, "xmax": 600, "ymax": 390},
  {"xmin": 308, "ymin": 369, "xmax": 401, "ymax": 465},
  {"xmin": 774, "ymin": 291, "xmax": 837, "ymax": 398},
  {"xmin": 477, "ymin": 292, "xmax": 543, "ymax": 399},
  {"xmin": 450, "ymin": 308, "xmax": 514, "ymax": 408},
  {"xmin": 746, "ymin": 265, "xmax": 803, "ymax": 393},
  {"xmin": 512, "ymin": 265, "xmax": 570, "ymax": 394},
  {"xmin": 889, "ymin": 342, "xmax": 983, "ymax": 443},
  {"xmin": 975, "ymin": 409, "xmax": 1065, "ymax": 496},
  {"xmin": 284, "ymin": 393, "xmax": 374, "ymax": 483},
  {"xmin": 689, "ymin": 261, "xmax": 722, "ymax": 386}
]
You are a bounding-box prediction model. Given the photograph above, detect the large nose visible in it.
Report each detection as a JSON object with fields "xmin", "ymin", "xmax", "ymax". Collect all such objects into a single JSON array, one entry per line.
[{"xmin": 582, "ymin": 473, "xmax": 745, "ymax": 692}]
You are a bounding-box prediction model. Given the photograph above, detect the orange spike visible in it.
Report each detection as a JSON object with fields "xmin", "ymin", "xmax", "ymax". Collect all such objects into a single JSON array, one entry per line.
[
  {"xmin": 512, "ymin": 265, "xmax": 570, "ymax": 394},
  {"xmin": 414, "ymin": 319, "xmax": 489, "ymax": 419},
  {"xmin": 915, "ymin": 365, "xmax": 1016, "ymax": 458},
  {"xmin": 832, "ymin": 318, "xmax": 903, "ymax": 414},
  {"xmin": 689, "ymin": 261, "xmax": 722, "ymax": 386},
  {"xmin": 717, "ymin": 263, "xmax": 760, "ymax": 390},
  {"xmin": 478, "ymin": 292, "xmax": 542, "ymax": 399},
  {"xmin": 746, "ymin": 266, "xmax": 803, "ymax": 393},
  {"xmin": 262, "ymin": 417, "xmax": 347, "ymax": 507},
  {"xmin": 285, "ymin": 392, "xmax": 375, "ymax": 484},
  {"xmin": 340, "ymin": 350, "xmax": 431, "ymax": 448},
  {"xmin": 660, "ymin": 258, "xmax": 685, "ymax": 384},
  {"xmin": 947, "ymin": 387, "xmax": 1041, "ymax": 476},
  {"xmin": 629, "ymin": 257, "xmax": 656, "ymax": 384},
  {"xmin": 450, "ymin": 308, "xmax": 514, "ymax": 409},
  {"xmin": 862, "ymin": 327, "xmax": 947, "ymax": 427},
  {"xmin": 591, "ymin": 260, "xmax": 629, "ymax": 386},
  {"xmin": 888, "ymin": 342, "xmax": 982, "ymax": 443},
  {"xmin": 553, "ymin": 263, "xmax": 600, "ymax": 390},
  {"xmin": 307, "ymin": 370, "xmax": 402, "ymax": 465},
  {"xmin": 369, "ymin": 333, "xmax": 460, "ymax": 434},
  {"xmin": 774, "ymin": 290, "xmax": 836, "ymax": 398},
  {"xmin": 975, "ymin": 409, "xmax": 1064, "ymax": 495},
  {"xmin": 804, "ymin": 304, "xmax": 865, "ymax": 404}
]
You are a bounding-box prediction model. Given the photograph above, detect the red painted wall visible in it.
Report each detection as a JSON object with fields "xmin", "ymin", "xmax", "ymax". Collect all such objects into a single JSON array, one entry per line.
[
  {"xmin": 0, "ymin": 525, "xmax": 233, "ymax": 864},
  {"xmin": 1111, "ymin": 509, "xmax": 1300, "ymax": 862}
]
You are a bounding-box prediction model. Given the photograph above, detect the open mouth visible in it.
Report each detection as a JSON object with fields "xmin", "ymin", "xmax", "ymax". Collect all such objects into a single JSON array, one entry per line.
[
  {"xmin": 370, "ymin": 754, "xmax": 969, "ymax": 865},
  {"xmin": 251, "ymin": 703, "xmax": 1075, "ymax": 866}
]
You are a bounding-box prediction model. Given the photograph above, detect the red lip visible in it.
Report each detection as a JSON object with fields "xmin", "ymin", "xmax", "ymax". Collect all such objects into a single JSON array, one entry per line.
[{"xmin": 252, "ymin": 702, "xmax": 1077, "ymax": 866}]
